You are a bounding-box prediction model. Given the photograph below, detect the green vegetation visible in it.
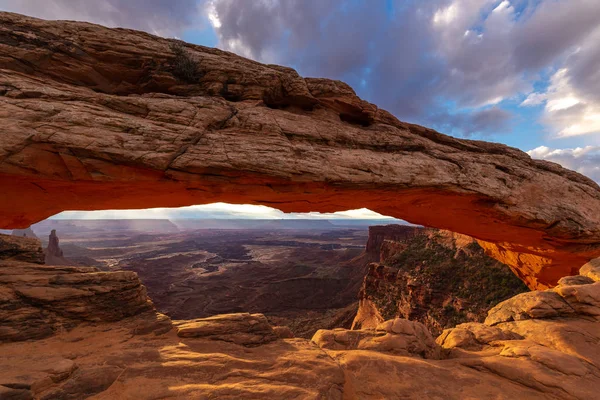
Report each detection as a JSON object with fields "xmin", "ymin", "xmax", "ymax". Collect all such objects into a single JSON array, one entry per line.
[
  {"xmin": 365, "ymin": 233, "xmax": 529, "ymax": 335},
  {"xmin": 169, "ymin": 41, "xmax": 202, "ymax": 83}
]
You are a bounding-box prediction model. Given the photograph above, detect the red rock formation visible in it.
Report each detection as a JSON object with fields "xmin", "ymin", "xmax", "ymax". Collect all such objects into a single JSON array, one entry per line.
[
  {"xmin": 44, "ymin": 229, "xmax": 77, "ymax": 266},
  {"xmin": 0, "ymin": 233, "xmax": 44, "ymax": 264},
  {"xmin": 353, "ymin": 228, "xmax": 529, "ymax": 334},
  {"xmin": 1, "ymin": 12, "xmax": 600, "ymax": 288},
  {"xmin": 46, "ymin": 229, "xmax": 62, "ymax": 258},
  {"xmin": 365, "ymin": 225, "xmax": 422, "ymax": 259}
]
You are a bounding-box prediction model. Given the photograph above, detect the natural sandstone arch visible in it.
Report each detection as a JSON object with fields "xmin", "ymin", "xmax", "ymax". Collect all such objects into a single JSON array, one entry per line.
[{"xmin": 1, "ymin": 12, "xmax": 600, "ymax": 290}]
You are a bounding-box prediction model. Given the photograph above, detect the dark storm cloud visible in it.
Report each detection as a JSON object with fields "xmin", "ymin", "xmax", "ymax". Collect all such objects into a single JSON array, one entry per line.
[{"xmin": 0, "ymin": 0, "xmax": 200, "ymax": 36}]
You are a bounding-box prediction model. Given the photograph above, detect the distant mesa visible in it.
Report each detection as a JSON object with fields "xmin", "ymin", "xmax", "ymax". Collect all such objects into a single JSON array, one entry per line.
[{"xmin": 11, "ymin": 226, "xmax": 38, "ymax": 239}]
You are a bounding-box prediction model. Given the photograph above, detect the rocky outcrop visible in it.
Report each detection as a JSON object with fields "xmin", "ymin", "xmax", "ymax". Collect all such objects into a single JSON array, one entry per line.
[
  {"xmin": 580, "ymin": 257, "xmax": 600, "ymax": 281},
  {"xmin": 0, "ymin": 233, "xmax": 44, "ymax": 264},
  {"xmin": 43, "ymin": 229, "xmax": 76, "ymax": 266},
  {"xmin": 433, "ymin": 267, "xmax": 600, "ymax": 400},
  {"xmin": 0, "ymin": 256, "xmax": 599, "ymax": 399},
  {"xmin": 313, "ymin": 318, "xmax": 440, "ymax": 359},
  {"xmin": 0, "ymin": 12, "xmax": 600, "ymax": 288},
  {"xmin": 365, "ymin": 225, "xmax": 422, "ymax": 259},
  {"xmin": 45, "ymin": 229, "xmax": 62, "ymax": 259},
  {"xmin": 0, "ymin": 259, "xmax": 160, "ymax": 342},
  {"xmin": 175, "ymin": 313, "xmax": 278, "ymax": 346},
  {"xmin": 352, "ymin": 227, "xmax": 528, "ymax": 335}
]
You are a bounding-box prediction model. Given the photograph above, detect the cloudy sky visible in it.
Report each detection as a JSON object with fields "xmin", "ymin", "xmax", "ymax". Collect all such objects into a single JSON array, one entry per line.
[{"xmin": 1, "ymin": 0, "xmax": 599, "ymax": 219}]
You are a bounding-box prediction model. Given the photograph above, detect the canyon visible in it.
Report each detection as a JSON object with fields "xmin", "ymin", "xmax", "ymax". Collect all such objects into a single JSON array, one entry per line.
[
  {"xmin": 1, "ymin": 12, "xmax": 600, "ymax": 288},
  {"xmin": 2, "ymin": 11, "xmax": 600, "ymax": 400}
]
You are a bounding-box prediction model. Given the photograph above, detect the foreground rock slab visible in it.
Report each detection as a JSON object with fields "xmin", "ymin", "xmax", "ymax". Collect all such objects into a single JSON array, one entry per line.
[
  {"xmin": 0, "ymin": 260, "xmax": 158, "ymax": 342},
  {"xmin": 174, "ymin": 313, "xmax": 278, "ymax": 346},
  {"xmin": 1, "ymin": 12, "xmax": 600, "ymax": 288},
  {"xmin": 0, "ymin": 258, "xmax": 599, "ymax": 399}
]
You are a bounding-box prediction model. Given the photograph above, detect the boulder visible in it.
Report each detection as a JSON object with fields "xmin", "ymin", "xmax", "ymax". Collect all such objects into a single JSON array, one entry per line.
[
  {"xmin": 485, "ymin": 291, "xmax": 575, "ymax": 326},
  {"xmin": 580, "ymin": 258, "xmax": 600, "ymax": 282},
  {"xmin": 175, "ymin": 313, "xmax": 278, "ymax": 346},
  {"xmin": 312, "ymin": 318, "xmax": 440, "ymax": 359}
]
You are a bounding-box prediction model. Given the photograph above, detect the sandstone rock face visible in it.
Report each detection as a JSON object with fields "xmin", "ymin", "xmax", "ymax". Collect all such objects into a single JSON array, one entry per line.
[
  {"xmin": 1, "ymin": 13, "xmax": 600, "ymax": 288},
  {"xmin": 313, "ymin": 318, "xmax": 440, "ymax": 359},
  {"xmin": 1, "ymin": 259, "xmax": 599, "ymax": 399},
  {"xmin": 434, "ymin": 275, "xmax": 600, "ymax": 400},
  {"xmin": 174, "ymin": 313, "xmax": 278, "ymax": 346},
  {"xmin": 0, "ymin": 233, "xmax": 44, "ymax": 264},
  {"xmin": 580, "ymin": 257, "xmax": 600, "ymax": 281},
  {"xmin": 352, "ymin": 227, "xmax": 528, "ymax": 334},
  {"xmin": 0, "ymin": 260, "xmax": 157, "ymax": 342},
  {"xmin": 365, "ymin": 225, "xmax": 421, "ymax": 259},
  {"xmin": 43, "ymin": 229, "xmax": 75, "ymax": 266}
]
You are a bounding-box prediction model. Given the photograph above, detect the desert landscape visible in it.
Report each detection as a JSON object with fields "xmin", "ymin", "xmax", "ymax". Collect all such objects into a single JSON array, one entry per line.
[
  {"xmin": 1, "ymin": 7, "xmax": 600, "ymax": 400},
  {"xmin": 27, "ymin": 219, "xmax": 372, "ymax": 338}
]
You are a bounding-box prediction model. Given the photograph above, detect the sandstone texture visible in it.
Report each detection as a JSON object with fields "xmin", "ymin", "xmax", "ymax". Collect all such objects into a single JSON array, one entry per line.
[
  {"xmin": 174, "ymin": 313, "xmax": 279, "ymax": 346},
  {"xmin": 0, "ymin": 233, "xmax": 44, "ymax": 264},
  {"xmin": 313, "ymin": 318, "xmax": 440, "ymax": 359},
  {"xmin": 43, "ymin": 229, "xmax": 75, "ymax": 266},
  {"xmin": 0, "ymin": 235, "xmax": 158, "ymax": 342},
  {"xmin": 0, "ymin": 250, "xmax": 599, "ymax": 398},
  {"xmin": 0, "ymin": 13, "xmax": 600, "ymax": 288},
  {"xmin": 352, "ymin": 226, "xmax": 528, "ymax": 334}
]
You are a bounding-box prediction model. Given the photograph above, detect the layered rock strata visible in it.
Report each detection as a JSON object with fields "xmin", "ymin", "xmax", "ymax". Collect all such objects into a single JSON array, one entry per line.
[
  {"xmin": 352, "ymin": 226, "xmax": 528, "ymax": 334},
  {"xmin": 1, "ymin": 12, "xmax": 600, "ymax": 288},
  {"xmin": 0, "ymin": 233, "xmax": 44, "ymax": 264},
  {"xmin": 0, "ymin": 234, "xmax": 160, "ymax": 342}
]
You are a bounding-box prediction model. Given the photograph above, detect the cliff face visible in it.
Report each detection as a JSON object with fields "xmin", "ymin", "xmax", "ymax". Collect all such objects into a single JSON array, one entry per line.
[
  {"xmin": 0, "ymin": 233, "xmax": 44, "ymax": 264},
  {"xmin": 353, "ymin": 226, "xmax": 529, "ymax": 335},
  {"xmin": 365, "ymin": 225, "xmax": 422, "ymax": 258},
  {"xmin": 0, "ymin": 234, "xmax": 166, "ymax": 343},
  {"xmin": 1, "ymin": 12, "xmax": 600, "ymax": 288}
]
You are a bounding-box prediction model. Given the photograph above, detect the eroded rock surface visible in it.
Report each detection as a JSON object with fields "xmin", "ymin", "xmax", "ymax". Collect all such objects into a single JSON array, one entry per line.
[
  {"xmin": 313, "ymin": 318, "xmax": 440, "ymax": 359},
  {"xmin": 0, "ymin": 255, "xmax": 599, "ymax": 399},
  {"xmin": 175, "ymin": 313, "xmax": 278, "ymax": 346},
  {"xmin": 435, "ymin": 271, "xmax": 600, "ymax": 400},
  {"xmin": 352, "ymin": 226, "xmax": 528, "ymax": 334},
  {"xmin": 0, "ymin": 235, "xmax": 159, "ymax": 342},
  {"xmin": 1, "ymin": 13, "xmax": 600, "ymax": 288},
  {"xmin": 0, "ymin": 233, "xmax": 44, "ymax": 264}
]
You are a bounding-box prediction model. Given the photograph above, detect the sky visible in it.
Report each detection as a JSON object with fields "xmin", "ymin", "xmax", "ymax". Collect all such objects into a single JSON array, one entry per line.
[{"xmin": 1, "ymin": 0, "xmax": 599, "ymax": 219}]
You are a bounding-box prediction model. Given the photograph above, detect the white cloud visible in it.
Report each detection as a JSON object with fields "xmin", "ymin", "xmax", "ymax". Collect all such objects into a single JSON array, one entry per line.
[
  {"xmin": 527, "ymin": 145, "xmax": 600, "ymax": 181},
  {"xmin": 522, "ymin": 65, "xmax": 600, "ymax": 137},
  {"xmin": 520, "ymin": 14, "xmax": 600, "ymax": 138}
]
